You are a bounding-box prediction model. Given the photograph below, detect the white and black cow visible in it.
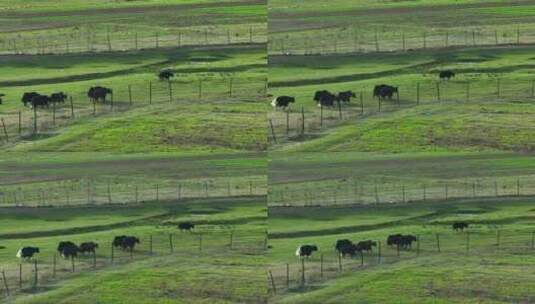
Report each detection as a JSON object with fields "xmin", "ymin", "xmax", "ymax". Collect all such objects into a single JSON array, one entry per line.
[{"xmin": 17, "ymin": 247, "xmax": 40, "ymax": 260}]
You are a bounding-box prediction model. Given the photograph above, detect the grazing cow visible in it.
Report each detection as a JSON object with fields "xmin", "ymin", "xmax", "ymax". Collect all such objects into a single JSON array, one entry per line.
[
  {"xmin": 271, "ymin": 96, "xmax": 295, "ymax": 109},
  {"xmin": 88, "ymin": 86, "xmax": 112, "ymax": 103},
  {"xmin": 373, "ymin": 85, "xmax": 398, "ymax": 100},
  {"xmin": 113, "ymin": 235, "xmax": 127, "ymax": 248},
  {"xmin": 0, "ymin": 93, "xmax": 4, "ymax": 104},
  {"xmin": 79, "ymin": 242, "xmax": 99, "ymax": 254},
  {"xmin": 295, "ymin": 245, "xmax": 318, "ymax": 258},
  {"xmin": 314, "ymin": 90, "xmax": 337, "ymax": 107},
  {"xmin": 30, "ymin": 94, "xmax": 51, "ymax": 108},
  {"xmin": 120, "ymin": 236, "xmax": 140, "ymax": 251},
  {"xmin": 355, "ymin": 240, "xmax": 377, "ymax": 253},
  {"xmin": 399, "ymin": 235, "xmax": 417, "ymax": 249},
  {"xmin": 335, "ymin": 239, "xmax": 353, "ymax": 253},
  {"xmin": 57, "ymin": 241, "xmax": 79, "ymax": 259},
  {"xmin": 178, "ymin": 222, "xmax": 195, "ymax": 232},
  {"xmin": 337, "ymin": 91, "xmax": 356, "ymax": 103},
  {"xmin": 17, "ymin": 247, "xmax": 40, "ymax": 260},
  {"xmin": 21, "ymin": 92, "xmax": 40, "ymax": 107},
  {"xmin": 158, "ymin": 70, "xmax": 174, "ymax": 81},
  {"xmin": 439, "ymin": 70, "xmax": 455, "ymax": 80},
  {"xmin": 387, "ymin": 234, "xmax": 403, "ymax": 247},
  {"xmin": 50, "ymin": 92, "xmax": 67, "ymax": 104},
  {"xmin": 452, "ymin": 222, "xmax": 469, "ymax": 231}
]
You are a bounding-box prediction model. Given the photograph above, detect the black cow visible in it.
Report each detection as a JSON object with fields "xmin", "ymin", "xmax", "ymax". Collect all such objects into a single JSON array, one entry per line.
[
  {"xmin": 17, "ymin": 247, "xmax": 40, "ymax": 259},
  {"xmin": 22, "ymin": 92, "xmax": 40, "ymax": 107},
  {"xmin": 50, "ymin": 92, "xmax": 67, "ymax": 104},
  {"xmin": 439, "ymin": 70, "xmax": 455, "ymax": 80},
  {"xmin": 387, "ymin": 234, "xmax": 403, "ymax": 247},
  {"xmin": 88, "ymin": 86, "xmax": 112, "ymax": 103},
  {"xmin": 453, "ymin": 222, "xmax": 469, "ymax": 231},
  {"xmin": 373, "ymin": 85, "xmax": 398, "ymax": 100},
  {"xmin": 30, "ymin": 94, "xmax": 51, "ymax": 108},
  {"xmin": 355, "ymin": 240, "xmax": 377, "ymax": 252},
  {"xmin": 57, "ymin": 241, "xmax": 79, "ymax": 259},
  {"xmin": 399, "ymin": 235, "xmax": 417, "ymax": 249},
  {"xmin": 335, "ymin": 239, "xmax": 353, "ymax": 253},
  {"xmin": 295, "ymin": 245, "xmax": 318, "ymax": 258},
  {"xmin": 314, "ymin": 90, "xmax": 337, "ymax": 107},
  {"xmin": 337, "ymin": 91, "xmax": 356, "ymax": 103},
  {"xmin": 79, "ymin": 242, "xmax": 99, "ymax": 254},
  {"xmin": 158, "ymin": 70, "xmax": 174, "ymax": 81},
  {"xmin": 178, "ymin": 222, "xmax": 195, "ymax": 232},
  {"xmin": 113, "ymin": 235, "xmax": 127, "ymax": 248},
  {"xmin": 120, "ymin": 236, "xmax": 140, "ymax": 251},
  {"xmin": 271, "ymin": 96, "xmax": 295, "ymax": 109}
]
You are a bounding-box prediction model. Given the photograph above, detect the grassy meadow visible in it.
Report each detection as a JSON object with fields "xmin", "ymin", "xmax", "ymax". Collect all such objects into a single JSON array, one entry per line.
[{"xmin": 268, "ymin": 45, "xmax": 535, "ymax": 152}]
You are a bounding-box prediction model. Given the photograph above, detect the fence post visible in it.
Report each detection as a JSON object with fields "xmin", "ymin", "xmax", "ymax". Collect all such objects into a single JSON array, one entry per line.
[
  {"xmin": 198, "ymin": 80, "xmax": 203, "ymax": 100},
  {"xmin": 338, "ymin": 253, "xmax": 342, "ymax": 272},
  {"xmin": 360, "ymin": 92, "xmax": 364, "ymax": 114},
  {"xmin": 286, "ymin": 263, "xmax": 290, "ymax": 287},
  {"xmin": 168, "ymin": 80, "xmax": 173, "ymax": 103},
  {"xmin": 466, "ymin": 231, "xmax": 470, "ymax": 254},
  {"xmin": 93, "ymin": 250, "xmax": 97, "ymax": 269},
  {"xmin": 169, "ymin": 234, "xmax": 174, "ymax": 253},
  {"xmin": 128, "ymin": 85, "xmax": 132, "ymax": 105},
  {"xmin": 436, "ymin": 82, "xmax": 441, "ymax": 101},
  {"xmin": 301, "ymin": 107, "xmax": 305, "ymax": 135},
  {"xmin": 466, "ymin": 81, "xmax": 470, "ymax": 102},
  {"xmin": 338, "ymin": 101, "xmax": 342, "ymax": 119},
  {"xmin": 436, "ymin": 234, "xmax": 441, "ymax": 252},
  {"xmin": 70, "ymin": 96, "xmax": 74, "ymax": 118},
  {"xmin": 416, "ymin": 83, "xmax": 420, "ymax": 105},
  {"xmin": 33, "ymin": 106, "xmax": 37, "ymax": 133},
  {"xmin": 19, "ymin": 264, "xmax": 22, "ymax": 288},
  {"xmin": 33, "ymin": 260, "xmax": 38, "ymax": 289},
  {"xmin": 18, "ymin": 111, "xmax": 22, "ymax": 135},
  {"xmin": 53, "ymin": 255, "xmax": 56, "ymax": 278},
  {"xmin": 111, "ymin": 244, "xmax": 114, "ymax": 264},
  {"xmin": 416, "ymin": 236, "xmax": 420, "ymax": 256},
  {"xmin": 269, "ymin": 119, "xmax": 277, "ymax": 144},
  {"xmin": 229, "ymin": 78, "xmax": 233, "ymax": 97},
  {"xmin": 268, "ymin": 270, "xmax": 276, "ymax": 294},
  {"xmin": 517, "ymin": 178, "xmax": 520, "ymax": 196},
  {"xmin": 377, "ymin": 241, "xmax": 382, "ymax": 264},
  {"xmin": 301, "ymin": 258, "xmax": 306, "ymax": 286},
  {"xmin": 150, "ymin": 235, "xmax": 153, "ymax": 255},
  {"xmin": 0, "ymin": 118, "xmax": 8, "ymax": 142},
  {"xmin": 199, "ymin": 233, "xmax": 203, "ymax": 252},
  {"xmin": 496, "ymin": 230, "xmax": 500, "ymax": 251},
  {"xmin": 1, "ymin": 270, "xmax": 9, "ymax": 296},
  {"xmin": 71, "ymin": 256, "xmax": 75, "ymax": 273},
  {"xmin": 149, "ymin": 81, "xmax": 152, "ymax": 104}
]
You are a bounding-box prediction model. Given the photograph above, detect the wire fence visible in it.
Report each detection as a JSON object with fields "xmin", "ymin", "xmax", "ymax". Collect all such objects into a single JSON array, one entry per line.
[
  {"xmin": 0, "ymin": 23, "xmax": 267, "ymax": 55},
  {"xmin": 0, "ymin": 175, "xmax": 266, "ymax": 207},
  {"xmin": 269, "ymin": 24, "xmax": 535, "ymax": 55},
  {"xmin": 269, "ymin": 175, "xmax": 535, "ymax": 207},
  {"xmin": 0, "ymin": 229, "xmax": 267, "ymax": 300},
  {"xmin": 268, "ymin": 78, "xmax": 535, "ymax": 146},
  {"xmin": 0, "ymin": 77, "xmax": 267, "ymax": 144},
  {"xmin": 268, "ymin": 229, "xmax": 535, "ymax": 300}
]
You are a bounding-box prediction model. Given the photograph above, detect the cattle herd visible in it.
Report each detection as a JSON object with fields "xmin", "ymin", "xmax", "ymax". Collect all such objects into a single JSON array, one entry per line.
[
  {"xmin": 15, "ymin": 236, "xmax": 138, "ymax": 260},
  {"xmin": 271, "ymin": 70, "xmax": 456, "ymax": 110},
  {"xmin": 0, "ymin": 86, "xmax": 114, "ymax": 109},
  {"xmin": 295, "ymin": 221, "xmax": 470, "ymax": 259}
]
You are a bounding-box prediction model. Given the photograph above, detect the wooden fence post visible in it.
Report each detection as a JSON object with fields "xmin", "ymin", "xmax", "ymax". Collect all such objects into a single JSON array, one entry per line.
[
  {"xmin": 466, "ymin": 231, "xmax": 470, "ymax": 254},
  {"xmin": 377, "ymin": 241, "xmax": 382, "ymax": 264},
  {"xmin": 128, "ymin": 85, "xmax": 132, "ymax": 105},
  {"xmin": 360, "ymin": 92, "xmax": 364, "ymax": 114},
  {"xmin": 301, "ymin": 107, "xmax": 305, "ymax": 135},
  {"xmin": 286, "ymin": 263, "xmax": 290, "ymax": 287},
  {"xmin": 229, "ymin": 78, "xmax": 233, "ymax": 97},
  {"xmin": 18, "ymin": 111, "xmax": 22, "ymax": 135},
  {"xmin": 199, "ymin": 233, "xmax": 203, "ymax": 252},
  {"xmin": 436, "ymin": 234, "xmax": 441, "ymax": 252},
  {"xmin": 93, "ymin": 250, "xmax": 97, "ymax": 269},
  {"xmin": 19, "ymin": 264, "xmax": 22, "ymax": 288},
  {"xmin": 301, "ymin": 258, "xmax": 306, "ymax": 286},
  {"xmin": 169, "ymin": 234, "xmax": 174, "ymax": 253},
  {"xmin": 33, "ymin": 106, "xmax": 37, "ymax": 133},
  {"xmin": 198, "ymin": 80, "xmax": 203, "ymax": 100},
  {"xmin": 268, "ymin": 270, "xmax": 276, "ymax": 294},
  {"xmin": 149, "ymin": 81, "xmax": 152, "ymax": 104},
  {"xmin": 320, "ymin": 104, "xmax": 323, "ymax": 128},
  {"xmin": 416, "ymin": 236, "xmax": 420, "ymax": 256},
  {"xmin": 33, "ymin": 260, "xmax": 38, "ymax": 289},
  {"xmin": 269, "ymin": 119, "xmax": 277, "ymax": 144},
  {"xmin": 2, "ymin": 270, "xmax": 9, "ymax": 296},
  {"xmin": 71, "ymin": 256, "xmax": 75, "ymax": 273},
  {"xmin": 168, "ymin": 81, "xmax": 173, "ymax": 103},
  {"xmin": 1, "ymin": 118, "xmax": 8, "ymax": 142},
  {"xmin": 53, "ymin": 255, "xmax": 56, "ymax": 278},
  {"xmin": 320, "ymin": 254, "xmax": 324, "ymax": 278},
  {"xmin": 70, "ymin": 96, "xmax": 74, "ymax": 118},
  {"xmin": 338, "ymin": 253, "xmax": 342, "ymax": 272},
  {"xmin": 111, "ymin": 244, "xmax": 114, "ymax": 264}
]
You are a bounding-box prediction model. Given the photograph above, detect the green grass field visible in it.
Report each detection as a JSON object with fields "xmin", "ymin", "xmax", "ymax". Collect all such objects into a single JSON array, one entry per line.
[
  {"xmin": 0, "ymin": 45, "xmax": 267, "ymax": 153},
  {"xmin": 0, "ymin": 152, "xmax": 267, "ymax": 303},
  {"xmin": 268, "ymin": 197, "xmax": 535, "ymax": 303},
  {"xmin": 0, "ymin": 0, "xmax": 267, "ymax": 55},
  {"xmin": 268, "ymin": 45, "xmax": 535, "ymax": 152},
  {"xmin": 269, "ymin": 0, "xmax": 535, "ymax": 55}
]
